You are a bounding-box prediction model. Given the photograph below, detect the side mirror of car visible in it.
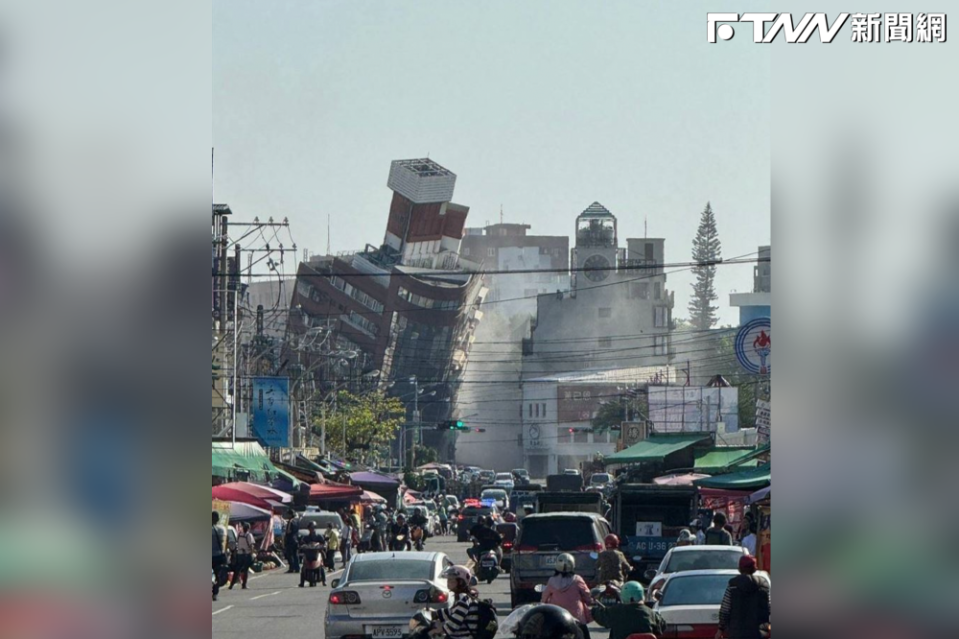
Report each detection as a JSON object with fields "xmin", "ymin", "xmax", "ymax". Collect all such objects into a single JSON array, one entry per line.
[
  {"xmin": 331, "ymin": 579, "xmax": 340, "ymax": 588},
  {"xmin": 643, "ymin": 569, "xmax": 657, "ymax": 582}
]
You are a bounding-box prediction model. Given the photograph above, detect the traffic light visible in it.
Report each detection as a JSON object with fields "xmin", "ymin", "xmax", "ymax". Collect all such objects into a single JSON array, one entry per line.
[{"xmin": 436, "ymin": 420, "xmax": 469, "ymax": 431}]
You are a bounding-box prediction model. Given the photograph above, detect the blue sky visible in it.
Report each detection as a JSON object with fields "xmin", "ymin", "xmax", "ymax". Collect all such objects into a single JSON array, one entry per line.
[{"xmin": 214, "ymin": 1, "xmax": 770, "ymax": 325}]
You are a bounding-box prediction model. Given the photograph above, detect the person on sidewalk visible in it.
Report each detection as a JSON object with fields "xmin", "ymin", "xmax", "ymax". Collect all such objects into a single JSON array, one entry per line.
[
  {"xmin": 229, "ymin": 522, "xmax": 257, "ymax": 590},
  {"xmin": 716, "ymin": 556, "xmax": 770, "ymax": 639},
  {"xmin": 324, "ymin": 523, "xmax": 340, "ymax": 571},
  {"xmin": 342, "ymin": 520, "xmax": 355, "ymax": 567},
  {"xmin": 283, "ymin": 510, "xmax": 300, "ymax": 574},
  {"xmin": 212, "ymin": 511, "xmax": 228, "ymax": 602}
]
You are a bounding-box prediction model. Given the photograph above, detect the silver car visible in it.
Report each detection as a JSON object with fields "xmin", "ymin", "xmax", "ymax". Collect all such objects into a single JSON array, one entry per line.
[{"xmin": 325, "ymin": 552, "xmax": 454, "ymax": 639}]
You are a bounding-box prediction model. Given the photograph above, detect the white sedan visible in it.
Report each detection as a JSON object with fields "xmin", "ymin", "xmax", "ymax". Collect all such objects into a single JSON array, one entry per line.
[
  {"xmin": 325, "ymin": 552, "xmax": 454, "ymax": 639},
  {"xmin": 653, "ymin": 569, "xmax": 770, "ymax": 639},
  {"xmin": 644, "ymin": 545, "xmax": 750, "ymax": 602},
  {"xmin": 493, "ymin": 473, "xmax": 515, "ymax": 492}
]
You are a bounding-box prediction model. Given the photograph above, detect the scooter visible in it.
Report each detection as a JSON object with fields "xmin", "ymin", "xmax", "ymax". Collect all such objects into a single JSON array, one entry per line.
[
  {"xmin": 590, "ymin": 582, "xmax": 622, "ymax": 607},
  {"xmin": 411, "ymin": 526, "xmax": 425, "ymax": 551},
  {"xmin": 476, "ymin": 548, "xmax": 501, "ymax": 584},
  {"xmin": 390, "ymin": 534, "xmax": 410, "ymax": 551}
]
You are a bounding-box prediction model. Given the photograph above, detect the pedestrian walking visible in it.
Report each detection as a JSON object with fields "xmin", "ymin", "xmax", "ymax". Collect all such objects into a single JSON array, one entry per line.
[
  {"xmin": 438, "ymin": 504, "xmax": 449, "ymax": 535},
  {"xmin": 283, "ymin": 510, "xmax": 300, "ymax": 573},
  {"xmin": 212, "ymin": 511, "xmax": 227, "ymax": 602},
  {"xmin": 676, "ymin": 529, "xmax": 696, "ymax": 547},
  {"xmin": 229, "ymin": 522, "xmax": 257, "ymax": 590},
  {"xmin": 740, "ymin": 523, "xmax": 758, "ymax": 557},
  {"xmin": 324, "ymin": 523, "xmax": 340, "ymax": 571},
  {"xmin": 342, "ymin": 520, "xmax": 355, "ymax": 566},
  {"xmin": 704, "ymin": 512, "xmax": 734, "ymax": 546},
  {"xmin": 540, "ymin": 553, "xmax": 593, "ymax": 639},
  {"xmin": 716, "ymin": 556, "xmax": 770, "ymax": 639}
]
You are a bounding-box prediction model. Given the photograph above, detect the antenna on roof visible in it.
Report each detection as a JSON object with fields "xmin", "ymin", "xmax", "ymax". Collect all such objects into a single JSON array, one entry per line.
[
  {"xmin": 644, "ymin": 215, "xmax": 648, "ymax": 239},
  {"xmin": 500, "ymin": 204, "xmax": 504, "ymax": 225}
]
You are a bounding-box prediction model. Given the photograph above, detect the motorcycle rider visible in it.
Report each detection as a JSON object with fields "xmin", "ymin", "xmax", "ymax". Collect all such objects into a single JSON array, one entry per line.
[
  {"xmin": 390, "ymin": 513, "xmax": 412, "ymax": 551},
  {"xmin": 409, "ymin": 507, "xmax": 430, "ymax": 548},
  {"xmin": 431, "ymin": 565, "xmax": 478, "ymax": 639},
  {"xmin": 540, "ymin": 553, "xmax": 593, "ymax": 639},
  {"xmin": 467, "ymin": 516, "xmax": 502, "ymax": 566},
  {"xmin": 512, "ymin": 604, "xmax": 584, "ymax": 639},
  {"xmin": 591, "ymin": 581, "xmax": 667, "ymax": 639},
  {"xmin": 595, "ymin": 534, "xmax": 631, "ymax": 587}
]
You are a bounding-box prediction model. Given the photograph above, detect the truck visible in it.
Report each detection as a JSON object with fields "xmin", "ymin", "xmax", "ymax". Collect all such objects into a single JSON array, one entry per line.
[
  {"xmin": 546, "ymin": 473, "xmax": 584, "ymax": 492},
  {"xmin": 535, "ymin": 491, "xmax": 605, "ymax": 515},
  {"xmin": 610, "ymin": 483, "xmax": 699, "ymax": 576}
]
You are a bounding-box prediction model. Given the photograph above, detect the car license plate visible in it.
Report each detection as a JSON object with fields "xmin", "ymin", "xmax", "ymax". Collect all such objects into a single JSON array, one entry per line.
[
  {"xmin": 368, "ymin": 626, "xmax": 405, "ymax": 638},
  {"xmin": 542, "ymin": 555, "xmax": 557, "ymax": 567}
]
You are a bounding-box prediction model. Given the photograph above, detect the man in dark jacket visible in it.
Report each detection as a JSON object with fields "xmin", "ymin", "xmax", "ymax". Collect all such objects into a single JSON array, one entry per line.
[
  {"xmin": 717, "ymin": 555, "xmax": 770, "ymax": 639},
  {"xmin": 704, "ymin": 512, "xmax": 734, "ymax": 546},
  {"xmin": 591, "ymin": 581, "xmax": 666, "ymax": 639},
  {"xmin": 283, "ymin": 510, "xmax": 300, "ymax": 573}
]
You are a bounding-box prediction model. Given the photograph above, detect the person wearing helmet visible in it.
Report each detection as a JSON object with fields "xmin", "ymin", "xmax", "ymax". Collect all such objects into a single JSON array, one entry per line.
[
  {"xmin": 467, "ymin": 516, "xmax": 502, "ymax": 566},
  {"xmin": 433, "ymin": 565, "xmax": 478, "ymax": 639},
  {"xmin": 596, "ymin": 534, "xmax": 632, "ymax": 586},
  {"xmin": 540, "ymin": 553, "xmax": 593, "ymax": 639},
  {"xmin": 591, "ymin": 581, "xmax": 666, "ymax": 639},
  {"xmin": 676, "ymin": 529, "xmax": 696, "ymax": 547},
  {"xmin": 513, "ymin": 604, "xmax": 584, "ymax": 639},
  {"xmin": 716, "ymin": 555, "xmax": 769, "ymax": 639}
]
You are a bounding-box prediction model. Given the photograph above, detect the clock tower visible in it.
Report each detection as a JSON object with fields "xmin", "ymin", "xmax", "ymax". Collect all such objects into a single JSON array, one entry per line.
[{"xmin": 572, "ymin": 201, "xmax": 620, "ymax": 289}]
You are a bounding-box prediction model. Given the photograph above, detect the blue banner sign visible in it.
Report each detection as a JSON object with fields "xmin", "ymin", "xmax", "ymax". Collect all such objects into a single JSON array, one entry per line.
[{"xmin": 252, "ymin": 377, "xmax": 290, "ymax": 448}]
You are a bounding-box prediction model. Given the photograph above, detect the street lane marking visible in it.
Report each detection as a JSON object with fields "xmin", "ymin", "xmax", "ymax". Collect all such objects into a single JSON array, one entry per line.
[
  {"xmin": 250, "ymin": 590, "xmax": 281, "ymax": 601},
  {"xmin": 212, "ymin": 605, "xmax": 234, "ymax": 616}
]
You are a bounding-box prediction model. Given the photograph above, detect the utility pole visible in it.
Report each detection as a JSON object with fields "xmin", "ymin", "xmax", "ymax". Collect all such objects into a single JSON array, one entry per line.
[{"xmin": 411, "ymin": 376, "xmax": 420, "ymax": 446}]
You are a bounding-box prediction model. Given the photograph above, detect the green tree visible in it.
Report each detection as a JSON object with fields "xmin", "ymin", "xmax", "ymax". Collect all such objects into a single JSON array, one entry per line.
[
  {"xmin": 712, "ymin": 332, "xmax": 760, "ymax": 430},
  {"xmin": 689, "ymin": 202, "xmax": 722, "ymax": 331},
  {"xmin": 592, "ymin": 394, "xmax": 649, "ymax": 432},
  {"xmin": 314, "ymin": 391, "xmax": 405, "ymax": 463}
]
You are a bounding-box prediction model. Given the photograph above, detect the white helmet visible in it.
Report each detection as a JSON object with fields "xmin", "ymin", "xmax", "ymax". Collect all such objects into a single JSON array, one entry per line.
[
  {"xmin": 441, "ymin": 564, "xmax": 473, "ymax": 584},
  {"xmin": 554, "ymin": 553, "xmax": 576, "ymax": 574}
]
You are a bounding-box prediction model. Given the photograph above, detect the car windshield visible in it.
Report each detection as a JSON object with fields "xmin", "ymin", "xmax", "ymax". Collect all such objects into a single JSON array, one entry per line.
[
  {"xmin": 660, "ymin": 574, "xmax": 733, "ymax": 607},
  {"xmin": 347, "ymin": 560, "xmax": 433, "ymax": 582},
  {"xmin": 591, "ymin": 474, "xmax": 611, "ymax": 483},
  {"xmin": 463, "ymin": 507, "xmax": 494, "ymax": 518},
  {"xmin": 665, "ymin": 549, "xmax": 744, "ymax": 573},
  {"xmin": 482, "ymin": 491, "xmax": 507, "ymax": 500},
  {"xmin": 519, "ymin": 519, "xmax": 596, "ymax": 550}
]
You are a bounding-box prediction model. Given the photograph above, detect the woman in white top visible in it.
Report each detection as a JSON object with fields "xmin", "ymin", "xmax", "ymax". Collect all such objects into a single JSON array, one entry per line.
[{"xmin": 229, "ymin": 522, "xmax": 257, "ymax": 590}]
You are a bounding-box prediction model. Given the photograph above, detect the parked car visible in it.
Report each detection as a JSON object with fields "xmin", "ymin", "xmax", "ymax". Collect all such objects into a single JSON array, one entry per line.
[
  {"xmin": 509, "ymin": 512, "xmax": 611, "ymax": 608},
  {"xmin": 325, "ymin": 552, "xmax": 454, "ymax": 639},
  {"xmin": 644, "ymin": 546, "xmax": 751, "ymax": 602},
  {"xmin": 653, "ymin": 569, "xmax": 770, "ymax": 639},
  {"xmin": 563, "ymin": 468, "xmax": 581, "ymax": 476},
  {"xmin": 456, "ymin": 504, "xmax": 502, "ymax": 542},
  {"xmin": 297, "ymin": 510, "xmax": 348, "ymax": 560},
  {"xmin": 493, "ymin": 472, "xmax": 515, "ymax": 492},
  {"xmin": 481, "ymin": 488, "xmax": 509, "ymax": 511}
]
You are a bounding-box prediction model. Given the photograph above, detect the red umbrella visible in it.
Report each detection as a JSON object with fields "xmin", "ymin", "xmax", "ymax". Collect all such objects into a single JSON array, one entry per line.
[
  {"xmin": 211, "ymin": 486, "xmax": 273, "ymax": 510},
  {"xmin": 217, "ymin": 481, "xmax": 292, "ymax": 504},
  {"xmin": 308, "ymin": 482, "xmax": 363, "ymax": 502},
  {"xmin": 359, "ymin": 490, "xmax": 387, "ymax": 504}
]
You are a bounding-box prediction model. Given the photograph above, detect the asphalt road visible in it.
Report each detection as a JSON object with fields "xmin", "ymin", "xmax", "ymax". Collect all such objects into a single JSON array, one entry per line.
[{"xmin": 213, "ymin": 535, "xmax": 611, "ymax": 639}]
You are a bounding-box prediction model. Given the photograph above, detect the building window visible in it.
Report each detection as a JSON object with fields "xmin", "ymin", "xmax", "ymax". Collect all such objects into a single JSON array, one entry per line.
[
  {"xmin": 529, "ymin": 404, "xmax": 533, "ymax": 418},
  {"xmin": 599, "ymin": 337, "xmax": 612, "ymax": 349},
  {"xmin": 653, "ymin": 335, "xmax": 667, "ymax": 356},
  {"xmin": 599, "ymin": 307, "xmax": 612, "ymax": 319},
  {"xmin": 573, "ymin": 428, "xmax": 588, "ymax": 444},
  {"xmin": 462, "ymin": 247, "xmax": 470, "ymax": 256},
  {"xmin": 629, "ymin": 282, "xmax": 650, "ymax": 300},
  {"xmin": 535, "ymin": 403, "xmax": 540, "ymax": 418},
  {"xmin": 557, "ymin": 426, "xmax": 571, "ymax": 443},
  {"xmin": 541, "ymin": 403, "xmax": 546, "ymax": 418},
  {"xmin": 488, "ymin": 247, "xmax": 496, "ymax": 257},
  {"xmin": 654, "ymin": 282, "xmax": 662, "ymax": 300},
  {"xmin": 654, "ymin": 306, "xmax": 667, "ymax": 328}
]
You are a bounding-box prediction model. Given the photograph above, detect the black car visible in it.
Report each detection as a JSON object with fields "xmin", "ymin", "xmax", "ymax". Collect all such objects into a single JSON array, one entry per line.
[{"xmin": 456, "ymin": 505, "xmax": 500, "ymax": 542}]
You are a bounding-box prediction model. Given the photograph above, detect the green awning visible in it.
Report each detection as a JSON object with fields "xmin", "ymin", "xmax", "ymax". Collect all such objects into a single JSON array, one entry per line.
[
  {"xmin": 212, "ymin": 440, "xmax": 281, "ymax": 482},
  {"xmin": 694, "ymin": 447, "xmax": 760, "ymax": 474},
  {"xmin": 694, "ymin": 463, "xmax": 771, "ymax": 490},
  {"xmin": 606, "ymin": 434, "xmax": 710, "ymax": 464}
]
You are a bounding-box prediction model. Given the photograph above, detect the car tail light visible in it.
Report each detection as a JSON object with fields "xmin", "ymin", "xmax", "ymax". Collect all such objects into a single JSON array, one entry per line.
[
  {"xmin": 457, "ymin": 515, "xmax": 465, "ymax": 521},
  {"xmin": 503, "ymin": 542, "xmax": 513, "ymax": 549},
  {"xmin": 329, "ymin": 591, "xmax": 362, "ymax": 605},
  {"xmin": 665, "ymin": 624, "xmax": 716, "ymax": 638},
  {"xmin": 431, "ymin": 590, "xmax": 448, "ymax": 604}
]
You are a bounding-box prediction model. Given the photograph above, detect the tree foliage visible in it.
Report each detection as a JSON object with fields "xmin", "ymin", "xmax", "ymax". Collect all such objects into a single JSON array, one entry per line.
[
  {"xmin": 689, "ymin": 202, "xmax": 722, "ymax": 331},
  {"xmin": 712, "ymin": 332, "xmax": 761, "ymax": 430},
  {"xmin": 592, "ymin": 394, "xmax": 650, "ymax": 432},
  {"xmin": 314, "ymin": 390, "xmax": 405, "ymax": 463}
]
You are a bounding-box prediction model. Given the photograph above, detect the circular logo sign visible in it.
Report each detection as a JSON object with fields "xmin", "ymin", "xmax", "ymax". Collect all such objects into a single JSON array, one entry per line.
[
  {"xmin": 382, "ymin": 589, "xmax": 392, "ymax": 599},
  {"xmin": 735, "ymin": 317, "xmax": 771, "ymax": 375},
  {"xmin": 529, "ymin": 425, "xmax": 540, "ymax": 440}
]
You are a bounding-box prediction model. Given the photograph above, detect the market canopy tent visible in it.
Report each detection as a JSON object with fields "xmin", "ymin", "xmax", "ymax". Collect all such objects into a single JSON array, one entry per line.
[
  {"xmin": 212, "ymin": 440, "xmax": 281, "ymax": 482},
  {"xmin": 360, "ymin": 490, "xmax": 387, "ymax": 504},
  {"xmin": 652, "ymin": 472, "xmax": 710, "ymax": 486},
  {"xmin": 220, "ymin": 501, "xmax": 273, "ymax": 523},
  {"xmin": 349, "ymin": 471, "xmax": 400, "ymax": 488},
  {"xmin": 605, "ymin": 434, "xmax": 710, "ymax": 464},
  {"xmin": 308, "ymin": 482, "xmax": 363, "ymax": 503},
  {"xmin": 694, "ymin": 447, "xmax": 761, "ymax": 475},
  {"xmin": 211, "ymin": 485, "xmax": 273, "ymax": 510},
  {"xmin": 694, "ymin": 463, "xmax": 771, "ymax": 491},
  {"xmin": 215, "ymin": 481, "xmax": 292, "ymax": 505}
]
